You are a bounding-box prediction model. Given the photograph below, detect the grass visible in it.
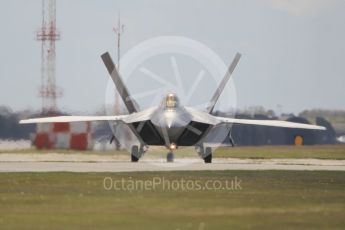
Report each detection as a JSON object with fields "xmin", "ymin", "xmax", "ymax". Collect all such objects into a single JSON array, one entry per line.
[
  {"xmin": 0, "ymin": 171, "xmax": 345, "ymax": 229},
  {"xmin": 1, "ymin": 144, "xmax": 345, "ymax": 160},
  {"xmin": 213, "ymin": 145, "xmax": 345, "ymax": 159}
]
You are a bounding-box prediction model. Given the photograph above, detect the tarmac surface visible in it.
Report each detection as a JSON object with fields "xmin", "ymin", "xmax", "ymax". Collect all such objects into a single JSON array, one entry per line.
[{"xmin": 0, "ymin": 153, "xmax": 345, "ymax": 172}]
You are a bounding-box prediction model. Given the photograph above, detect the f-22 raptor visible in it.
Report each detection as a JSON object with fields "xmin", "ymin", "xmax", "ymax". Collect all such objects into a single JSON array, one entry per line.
[{"xmin": 20, "ymin": 52, "xmax": 325, "ymax": 163}]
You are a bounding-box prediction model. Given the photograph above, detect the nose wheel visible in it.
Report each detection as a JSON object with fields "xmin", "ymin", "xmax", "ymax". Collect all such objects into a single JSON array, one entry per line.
[{"xmin": 167, "ymin": 151, "xmax": 174, "ymax": 162}]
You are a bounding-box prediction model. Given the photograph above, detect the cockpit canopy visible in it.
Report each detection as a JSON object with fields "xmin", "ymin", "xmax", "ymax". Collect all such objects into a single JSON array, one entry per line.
[{"xmin": 163, "ymin": 93, "xmax": 179, "ymax": 109}]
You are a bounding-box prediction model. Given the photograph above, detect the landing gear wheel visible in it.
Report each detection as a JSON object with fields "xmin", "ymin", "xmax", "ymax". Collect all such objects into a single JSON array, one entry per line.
[
  {"xmin": 131, "ymin": 145, "xmax": 139, "ymax": 162},
  {"xmin": 204, "ymin": 154, "xmax": 212, "ymax": 163},
  {"xmin": 203, "ymin": 147, "xmax": 212, "ymax": 163},
  {"xmin": 167, "ymin": 151, "xmax": 174, "ymax": 162}
]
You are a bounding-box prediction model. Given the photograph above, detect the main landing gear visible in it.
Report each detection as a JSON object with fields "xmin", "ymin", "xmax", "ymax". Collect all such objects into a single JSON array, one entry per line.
[
  {"xmin": 131, "ymin": 145, "xmax": 147, "ymax": 162},
  {"xmin": 195, "ymin": 145, "xmax": 213, "ymax": 163}
]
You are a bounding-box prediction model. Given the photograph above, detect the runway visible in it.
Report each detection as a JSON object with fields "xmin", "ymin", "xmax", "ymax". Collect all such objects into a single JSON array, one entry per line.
[{"xmin": 1, "ymin": 153, "xmax": 345, "ymax": 172}]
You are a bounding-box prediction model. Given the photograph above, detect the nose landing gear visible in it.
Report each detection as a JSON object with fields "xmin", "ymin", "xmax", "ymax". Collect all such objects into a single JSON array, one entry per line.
[
  {"xmin": 167, "ymin": 151, "xmax": 174, "ymax": 162},
  {"xmin": 166, "ymin": 143, "xmax": 177, "ymax": 163}
]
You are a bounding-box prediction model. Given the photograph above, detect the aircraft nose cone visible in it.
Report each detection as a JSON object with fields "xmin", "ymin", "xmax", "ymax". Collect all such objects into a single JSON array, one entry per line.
[
  {"xmin": 151, "ymin": 108, "xmax": 191, "ymax": 129},
  {"xmin": 163, "ymin": 111, "xmax": 188, "ymax": 128},
  {"xmin": 165, "ymin": 117, "xmax": 174, "ymax": 128}
]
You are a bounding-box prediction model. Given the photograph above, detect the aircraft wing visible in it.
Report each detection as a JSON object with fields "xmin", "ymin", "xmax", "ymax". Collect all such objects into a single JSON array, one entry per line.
[
  {"xmin": 214, "ymin": 116, "xmax": 326, "ymax": 130},
  {"xmin": 19, "ymin": 107, "xmax": 158, "ymax": 125},
  {"xmin": 185, "ymin": 107, "xmax": 325, "ymax": 130},
  {"xmin": 19, "ymin": 115, "xmax": 128, "ymax": 124},
  {"xmin": 185, "ymin": 107, "xmax": 219, "ymax": 125}
]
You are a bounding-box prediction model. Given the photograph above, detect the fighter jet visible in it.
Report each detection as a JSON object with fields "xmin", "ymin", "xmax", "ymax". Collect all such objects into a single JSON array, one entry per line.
[{"xmin": 20, "ymin": 52, "xmax": 326, "ymax": 163}]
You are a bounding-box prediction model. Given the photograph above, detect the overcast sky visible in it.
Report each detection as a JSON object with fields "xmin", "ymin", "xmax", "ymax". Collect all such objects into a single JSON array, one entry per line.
[{"xmin": 0, "ymin": 0, "xmax": 344, "ymax": 114}]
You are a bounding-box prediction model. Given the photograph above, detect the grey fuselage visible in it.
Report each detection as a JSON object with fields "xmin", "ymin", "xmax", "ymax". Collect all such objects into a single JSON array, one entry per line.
[
  {"xmin": 151, "ymin": 105, "xmax": 192, "ymax": 144},
  {"xmin": 138, "ymin": 93, "xmax": 211, "ymax": 149}
]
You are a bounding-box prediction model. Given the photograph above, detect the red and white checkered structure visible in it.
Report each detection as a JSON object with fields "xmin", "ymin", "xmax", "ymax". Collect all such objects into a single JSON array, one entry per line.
[{"xmin": 34, "ymin": 122, "xmax": 92, "ymax": 150}]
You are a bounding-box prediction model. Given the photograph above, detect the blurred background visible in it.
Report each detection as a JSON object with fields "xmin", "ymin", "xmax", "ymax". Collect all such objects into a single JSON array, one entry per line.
[{"xmin": 0, "ymin": 0, "xmax": 344, "ymax": 149}]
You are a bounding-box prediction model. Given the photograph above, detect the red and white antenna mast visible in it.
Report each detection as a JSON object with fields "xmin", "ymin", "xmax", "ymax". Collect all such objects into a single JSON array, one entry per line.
[{"xmin": 36, "ymin": 0, "xmax": 62, "ymax": 115}]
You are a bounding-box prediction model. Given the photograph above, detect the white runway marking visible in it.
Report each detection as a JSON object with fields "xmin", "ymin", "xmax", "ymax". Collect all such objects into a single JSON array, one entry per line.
[
  {"xmin": 0, "ymin": 153, "xmax": 344, "ymax": 172},
  {"xmin": 0, "ymin": 162, "xmax": 345, "ymax": 172}
]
